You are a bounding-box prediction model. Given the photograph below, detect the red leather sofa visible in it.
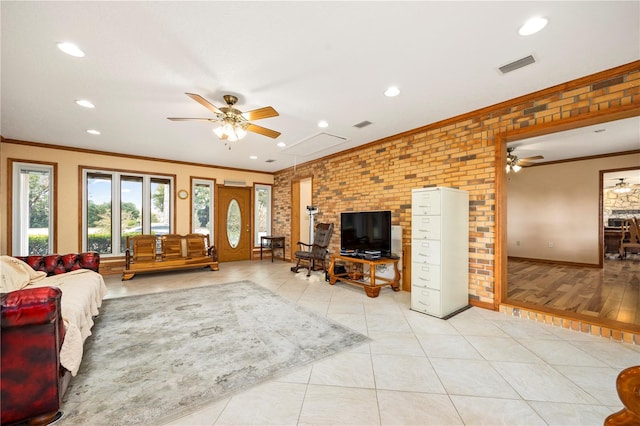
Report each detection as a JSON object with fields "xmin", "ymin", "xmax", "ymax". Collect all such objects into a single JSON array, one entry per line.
[{"xmin": 1, "ymin": 253, "xmax": 100, "ymax": 426}]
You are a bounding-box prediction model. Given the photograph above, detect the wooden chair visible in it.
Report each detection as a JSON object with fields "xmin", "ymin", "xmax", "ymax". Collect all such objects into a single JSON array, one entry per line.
[
  {"xmin": 127, "ymin": 234, "xmax": 157, "ymax": 262},
  {"xmin": 292, "ymin": 223, "xmax": 334, "ymax": 277},
  {"xmin": 619, "ymin": 218, "xmax": 640, "ymax": 259},
  {"xmin": 160, "ymin": 234, "xmax": 183, "ymax": 259},
  {"xmin": 186, "ymin": 233, "xmax": 217, "ymax": 260}
]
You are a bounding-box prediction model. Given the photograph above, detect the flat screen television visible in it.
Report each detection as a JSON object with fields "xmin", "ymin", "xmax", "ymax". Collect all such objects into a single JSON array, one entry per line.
[{"xmin": 340, "ymin": 210, "xmax": 392, "ymax": 256}]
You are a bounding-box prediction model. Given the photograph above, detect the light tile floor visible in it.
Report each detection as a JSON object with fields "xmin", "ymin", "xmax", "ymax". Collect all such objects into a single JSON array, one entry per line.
[{"xmin": 103, "ymin": 260, "xmax": 640, "ymax": 426}]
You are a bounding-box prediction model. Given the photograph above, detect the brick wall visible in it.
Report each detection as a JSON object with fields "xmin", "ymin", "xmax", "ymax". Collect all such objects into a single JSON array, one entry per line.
[{"xmin": 272, "ymin": 61, "xmax": 640, "ymax": 306}]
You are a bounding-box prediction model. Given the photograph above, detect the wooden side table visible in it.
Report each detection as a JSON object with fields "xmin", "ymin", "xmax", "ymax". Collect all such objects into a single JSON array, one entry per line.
[
  {"xmin": 328, "ymin": 254, "xmax": 400, "ymax": 297},
  {"xmin": 260, "ymin": 236, "xmax": 285, "ymax": 262}
]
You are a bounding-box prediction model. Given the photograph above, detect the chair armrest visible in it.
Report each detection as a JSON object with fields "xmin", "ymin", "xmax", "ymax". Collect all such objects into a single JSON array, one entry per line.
[
  {"xmin": 1, "ymin": 287, "xmax": 65, "ymax": 425},
  {"xmin": 296, "ymin": 242, "xmax": 312, "ymax": 249},
  {"xmin": 207, "ymin": 245, "xmax": 218, "ymax": 262},
  {"xmin": 1, "ymin": 287, "xmax": 62, "ymax": 327}
]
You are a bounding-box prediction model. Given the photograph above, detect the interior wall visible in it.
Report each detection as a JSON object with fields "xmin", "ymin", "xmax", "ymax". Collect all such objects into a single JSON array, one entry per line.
[
  {"xmin": 507, "ymin": 153, "xmax": 640, "ymax": 264},
  {"xmin": 0, "ymin": 141, "xmax": 273, "ymax": 254},
  {"xmin": 272, "ymin": 61, "xmax": 639, "ymax": 306},
  {"xmin": 299, "ymin": 178, "xmax": 312, "ymax": 245}
]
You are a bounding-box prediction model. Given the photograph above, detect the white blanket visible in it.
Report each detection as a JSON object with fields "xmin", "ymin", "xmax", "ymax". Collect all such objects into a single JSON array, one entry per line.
[{"xmin": 27, "ymin": 269, "xmax": 107, "ymax": 376}]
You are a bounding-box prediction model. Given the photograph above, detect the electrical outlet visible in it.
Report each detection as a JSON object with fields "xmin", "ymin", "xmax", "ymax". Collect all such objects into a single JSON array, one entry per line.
[{"xmin": 548, "ymin": 241, "xmax": 554, "ymax": 248}]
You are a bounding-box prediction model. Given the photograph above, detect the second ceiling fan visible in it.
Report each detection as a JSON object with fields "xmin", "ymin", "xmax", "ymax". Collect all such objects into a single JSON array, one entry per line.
[
  {"xmin": 168, "ymin": 93, "xmax": 281, "ymax": 141},
  {"xmin": 506, "ymin": 146, "xmax": 544, "ymax": 173}
]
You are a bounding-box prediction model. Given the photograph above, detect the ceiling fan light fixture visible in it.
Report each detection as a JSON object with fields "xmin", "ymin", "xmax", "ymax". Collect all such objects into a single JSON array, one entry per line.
[
  {"xmin": 614, "ymin": 186, "xmax": 632, "ymax": 194},
  {"xmin": 213, "ymin": 120, "xmax": 247, "ymax": 142},
  {"xmin": 506, "ymin": 163, "xmax": 521, "ymax": 173}
]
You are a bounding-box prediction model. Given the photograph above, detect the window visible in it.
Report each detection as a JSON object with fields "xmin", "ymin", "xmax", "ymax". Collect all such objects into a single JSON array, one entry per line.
[
  {"xmin": 82, "ymin": 169, "xmax": 174, "ymax": 256},
  {"xmin": 254, "ymin": 184, "xmax": 272, "ymax": 246},
  {"xmin": 11, "ymin": 162, "xmax": 55, "ymax": 255},
  {"xmin": 192, "ymin": 179, "xmax": 214, "ymax": 238}
]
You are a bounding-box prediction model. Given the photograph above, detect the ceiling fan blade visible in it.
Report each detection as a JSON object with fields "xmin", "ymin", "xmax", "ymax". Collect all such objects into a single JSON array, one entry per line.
[
  {"xmin": 520, "ymin": 155, "xmax": 544, "ymax": 161},
  {"xmin": 243, "ymin": 106, "xmax": 279, "ymax": 121},
  {"xmin": 185, "ymin": 93, "xmax": 223, "ymax": 115},
  {"xmin": 167, "ymin": 117, "xmax": 216, "ymax": 122},
  {"xmin": 247, "ymin": 123, "xmax": 281, "ymax": 139}
]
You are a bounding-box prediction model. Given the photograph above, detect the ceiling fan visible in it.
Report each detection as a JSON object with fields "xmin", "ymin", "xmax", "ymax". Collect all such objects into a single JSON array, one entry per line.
[
  {"xmin": 610, "ymin": 177, "xmax": 638, "ymax": 194},
  {"xmin": 506, "ymin": 146, "xmax": 544, "ymax": 173},
  {"xmin": 168, "ymin": 93, "xmax": 281, "ymax": 142}
]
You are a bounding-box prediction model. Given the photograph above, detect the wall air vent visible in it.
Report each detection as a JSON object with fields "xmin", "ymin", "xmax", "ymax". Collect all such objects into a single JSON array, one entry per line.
[
  {"xmin": 499, "ymin": 55, "xmax": 536, "ymax": 74},
  {"xmin": 224, "ymin": 180, "xmax": 246, "ymax": 187},
  {"xmin": 354, "ymin": 120, "xmax": 373, "ymax": 128}
]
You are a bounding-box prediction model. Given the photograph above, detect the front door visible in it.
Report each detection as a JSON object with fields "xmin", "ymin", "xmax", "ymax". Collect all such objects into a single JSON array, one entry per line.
[{"xmin": 217, "ymin": 186, "xmax": 251, "ymax": 262}]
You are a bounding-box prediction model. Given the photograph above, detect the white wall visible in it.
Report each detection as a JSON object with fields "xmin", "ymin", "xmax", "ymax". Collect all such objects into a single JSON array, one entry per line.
[
  {"xmin": 299, "ymin": 178, "xmax": 312, "ymax": 245},
  {"xmin": 507, "ymin": 152, "xmax": 640, "ymax": 264}
]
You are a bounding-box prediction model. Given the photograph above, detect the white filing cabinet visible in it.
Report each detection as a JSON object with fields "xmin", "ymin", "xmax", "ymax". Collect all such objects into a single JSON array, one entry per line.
[{"xmin": 411, "ymin": 187, "xmax": 469, "ymax": 318}]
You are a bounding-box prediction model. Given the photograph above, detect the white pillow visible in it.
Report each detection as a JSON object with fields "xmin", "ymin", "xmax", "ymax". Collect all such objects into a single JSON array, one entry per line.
[{"xmin": 0, "ymin": 256, "xmax": 47, "ymax": 293}]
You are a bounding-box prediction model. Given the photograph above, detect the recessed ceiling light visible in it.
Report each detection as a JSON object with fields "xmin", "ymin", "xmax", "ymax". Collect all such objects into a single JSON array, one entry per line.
[
  {"xmin": 86, "ymin": 129, "xmax": 101, "ymax": 135},
  {"xmin": 518, "ymin": 17, "xmax": 548, "ymax": 36},
  {"xmin": 384, "ymin": 86, "xmax": 400, "ymax": 97},
  {"xmin": 277, "ymin": 142, "xmax": 287, "ymax": 148},
  {"xmin": 318, "ymin": 120, "xmax": 328, "ymax": 128},
  {"xmin": 57, "ymin": 42, "xmax": 85, "ymax": 57},
  {"xmin": 75, "ymin": 99, "xmax": 95, "ymax": 108},
  {"xmin": 249, "ymin": 155, "xmax": 258, "ymax": 160}
]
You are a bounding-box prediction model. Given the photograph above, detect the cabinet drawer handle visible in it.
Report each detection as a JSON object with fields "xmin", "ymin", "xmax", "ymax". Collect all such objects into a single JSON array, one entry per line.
[{"xmin": 419, "ymin": 276, "xmax": 430, "ymax": 281}]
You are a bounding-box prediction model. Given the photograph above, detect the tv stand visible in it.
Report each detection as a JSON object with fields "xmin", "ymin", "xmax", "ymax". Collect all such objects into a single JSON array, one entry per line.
[{"xmin": 328, "ymin": 254, "xmax": 400, "ymax": 298}]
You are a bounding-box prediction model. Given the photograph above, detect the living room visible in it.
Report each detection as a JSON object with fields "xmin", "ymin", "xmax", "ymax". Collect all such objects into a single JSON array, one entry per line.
[{"xmin": 2, "ymin": 2, "xmax": 640, "ymax": 425}]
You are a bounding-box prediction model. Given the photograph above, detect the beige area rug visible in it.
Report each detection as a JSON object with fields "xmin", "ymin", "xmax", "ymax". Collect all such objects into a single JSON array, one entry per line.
[{"xmin": 58, "ymin": 281, "xmax": 368, "ymax": 425}]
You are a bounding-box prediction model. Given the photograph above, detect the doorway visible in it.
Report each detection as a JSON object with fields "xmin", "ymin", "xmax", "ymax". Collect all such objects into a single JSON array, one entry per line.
[
  {"xmin": 217, "ymin": 186, "xmax": 251, "ymax": 262},
  {"xmin": 496, "ymin": 111, "xmax": 640, "ymax": 332}
]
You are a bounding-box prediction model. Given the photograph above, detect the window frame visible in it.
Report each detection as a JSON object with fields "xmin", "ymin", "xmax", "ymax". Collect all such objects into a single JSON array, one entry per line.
[
  {"xmin": 81, "ymin": 167, "xmax": 175, "ymax": 257},
  {"xmin": 9, "ymin": 160, "xmax": 57, "ymax": 256},
  {"xmin": 253, "ymin": 183, "xmax": 272, "ymax": 247},
  {"xmin": 191, "ymin": 177, "xmax": 215, "ymax": 239}
]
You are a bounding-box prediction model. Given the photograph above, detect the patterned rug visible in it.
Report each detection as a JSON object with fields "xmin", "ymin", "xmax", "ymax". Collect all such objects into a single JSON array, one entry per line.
[{"xmin": 58, "ymin": 281, "xmax": 368, "ymax": 425}]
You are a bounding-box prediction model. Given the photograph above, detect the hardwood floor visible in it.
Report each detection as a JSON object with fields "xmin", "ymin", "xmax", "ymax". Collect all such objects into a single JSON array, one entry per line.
[{"xmin": 507, "ymin": 256, "xmax": 640, "ymax": 326}]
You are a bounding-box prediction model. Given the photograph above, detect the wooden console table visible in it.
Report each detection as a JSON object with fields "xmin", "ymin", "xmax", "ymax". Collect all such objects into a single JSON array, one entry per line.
[
  {"xmin": 328, "ymin": 254, "xmax": 400, "ymax": 298},
  {"xmin": 260, "ymin": 236, "xmax": 285, "ymax": 262}
]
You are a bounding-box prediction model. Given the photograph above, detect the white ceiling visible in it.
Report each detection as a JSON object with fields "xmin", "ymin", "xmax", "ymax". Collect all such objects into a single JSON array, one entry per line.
[{"xmin": 2, "ymin": 1, "xmax": 639, "ymax": 173}]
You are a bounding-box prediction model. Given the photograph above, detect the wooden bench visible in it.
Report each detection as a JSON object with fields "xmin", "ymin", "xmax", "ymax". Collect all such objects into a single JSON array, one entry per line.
[{"xmin": 122, "ymin": 233, "xmax": 219, "ymax": 280}]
